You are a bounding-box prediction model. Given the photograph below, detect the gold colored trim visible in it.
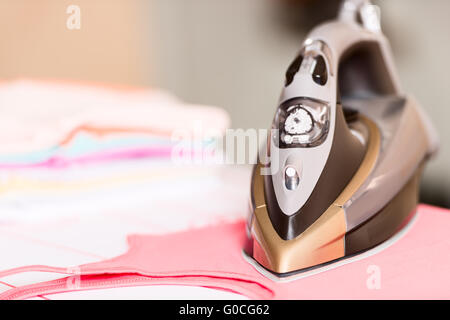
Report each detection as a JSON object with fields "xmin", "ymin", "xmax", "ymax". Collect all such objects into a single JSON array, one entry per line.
[{"xmin": 250, "ymin": 116, "xmax": 381, "ymax": 274}]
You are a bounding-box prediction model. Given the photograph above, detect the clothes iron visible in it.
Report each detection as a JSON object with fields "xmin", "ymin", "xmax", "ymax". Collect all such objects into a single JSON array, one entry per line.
[{"xmin": 245, "ymin": 0, "xmax": 439, "ymax": 277}]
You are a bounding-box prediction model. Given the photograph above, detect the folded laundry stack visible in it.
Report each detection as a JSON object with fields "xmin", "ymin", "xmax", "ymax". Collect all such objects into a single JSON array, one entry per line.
[{"xmin": 0, "ymin": 80, "xmax": 248, "ymax": 224}]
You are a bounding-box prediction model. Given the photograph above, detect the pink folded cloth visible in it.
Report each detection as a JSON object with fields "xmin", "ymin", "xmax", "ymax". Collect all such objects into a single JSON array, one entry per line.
[{"xmin": 1, "ymin": 204, "xmax": 449, "ymax": 300}]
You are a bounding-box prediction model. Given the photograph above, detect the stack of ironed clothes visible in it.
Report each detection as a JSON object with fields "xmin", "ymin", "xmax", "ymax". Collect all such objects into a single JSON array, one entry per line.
[{"xmin": 0, "ymin": 80, "xmax": 247, "ymax": 224}]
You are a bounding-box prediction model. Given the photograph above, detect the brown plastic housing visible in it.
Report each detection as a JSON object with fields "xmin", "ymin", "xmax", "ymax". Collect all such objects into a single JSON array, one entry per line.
[
  {"xmin": 345, "ymin": 165, "xmax": 422, "ymax": 255},
  {"xmin": 247, "ymin": 109, "xmax": 426, "ymax": 275}
]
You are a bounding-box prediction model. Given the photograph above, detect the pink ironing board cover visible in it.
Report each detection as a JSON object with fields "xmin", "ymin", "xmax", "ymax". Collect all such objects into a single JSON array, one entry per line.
[{"xmin": 0, "ymin": 204, "xmax": 449, "ymax": 300}]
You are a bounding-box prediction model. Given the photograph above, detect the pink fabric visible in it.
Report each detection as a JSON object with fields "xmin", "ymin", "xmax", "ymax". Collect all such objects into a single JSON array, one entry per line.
[
  {"xmin": 0, "ymin": 147, "xmax": 216, "ymax": 169},
  {"xmin": 1, "ymin": 204, "xmax": 449, "ymax": 300},
  {"xmin": 0, "ymin": 147, "xmax": 173, "ymax": 169}
]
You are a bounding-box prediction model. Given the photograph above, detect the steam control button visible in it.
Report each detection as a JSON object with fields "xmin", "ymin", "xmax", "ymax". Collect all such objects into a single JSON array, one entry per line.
[{"xmin": 285, "ymin": 167, "xmax": 300, "ymax": 191}]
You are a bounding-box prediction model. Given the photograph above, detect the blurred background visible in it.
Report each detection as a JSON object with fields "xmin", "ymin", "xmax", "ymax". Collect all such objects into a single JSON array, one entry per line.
[{"xmin": 0, "ymin": 0, "xmax": 448, "ymax": 207}]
